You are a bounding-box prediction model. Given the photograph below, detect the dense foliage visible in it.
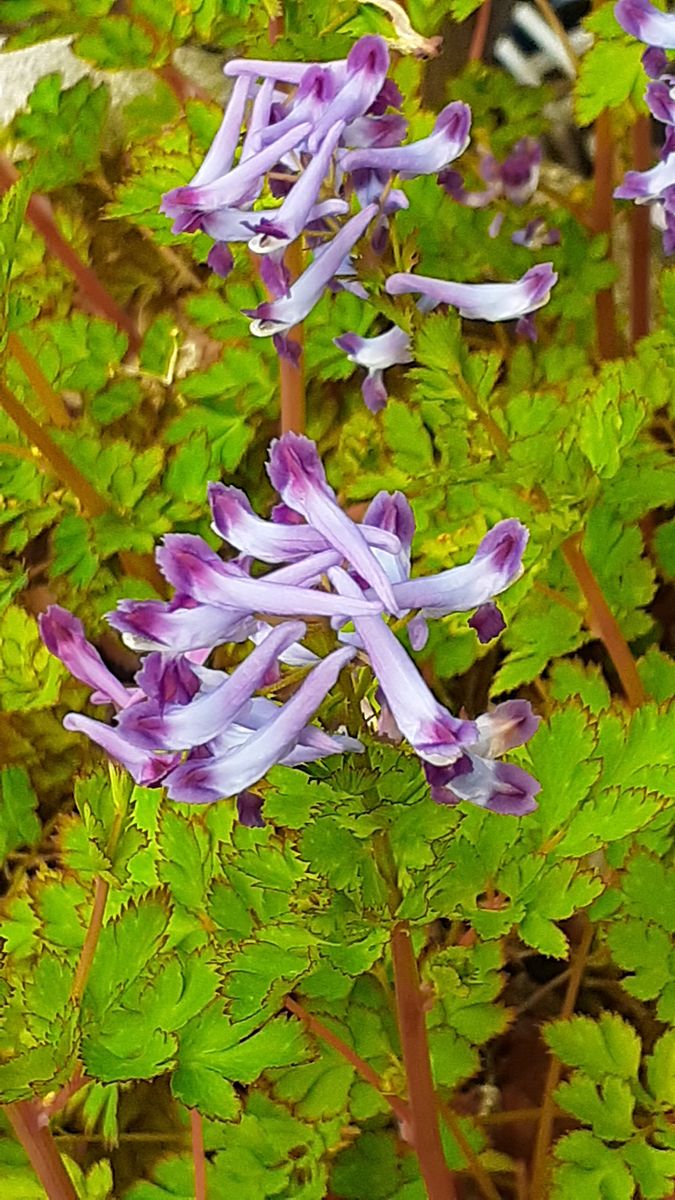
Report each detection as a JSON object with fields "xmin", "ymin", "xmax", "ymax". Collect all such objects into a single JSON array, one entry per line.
[{"xmin": 0, "ymin": 1, "xmax": 674, "ymax": 1198}]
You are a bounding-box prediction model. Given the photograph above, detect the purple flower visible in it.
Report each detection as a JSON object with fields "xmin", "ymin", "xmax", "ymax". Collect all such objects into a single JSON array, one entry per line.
[
  {"xmin": 190, "ymin": 75, "xmax": 251, "ymax": 189},
  {"xmin": 162, "ymin": 645, "xmax": 356, "ymax": 803},
  {"xmin": 487, "ymin": 138, "xmax": 541, "ymax": 206},
  {"xmin": 390, "ymin": 519, "xmax": 528, "ymax": 618},
  {"xmin": 249, "ymin": 122, "xmax": 347, "ymax": 254},
  {"xmin": 646, "ymin": 78, "xmax": 675, "ymax": 124},
  {"xmin": 425, "ymin": 756, "xmax": 540, "ymax": 815},
  {"xmin": 161, "ymin": 124, "xmax": 311, "ymax": 219},
  {"xmin": 511, "ymin": 218, "xmax": 560, "ymax": 249},
  {"xmin": 245, "ymin": 204, "xmax": 378, "ymax": 335},
  {"xmin": 344, "ymin": 114, "xmax": 409, "ymax": 149},
  {"xmin": 386, "ymin": 263, "xmax": 557, "ymax": 322},
  {"xmin": 236, "ymin": 791, "xmax": 266, "ymax": 827},
  {"xmin": 307, "ymin": 37, "xmax": 390, "ymax": 154},
  {"xmin": 207, "ymin": 243, "xmax": 234, "ymax": 278},
  {"xmin": 267, "ymin": 433, "xmax": 399, "ymax": 611},
  {"xmin": 643, "ymin": 46, "xmax": 669, "ymax": 77},
  {"xmin": 615, "ymin": 0, "xmax": 675, "ymax": 47},
  {"xmin": 468, "ymin": 602, "xmax": 506, "ymax": 644},
  {"xmin": 116, "ymin": 621, "xmax": 307, "ymax": 751},
  {"xmin": 340, "ymin": 102, "xmax": 471, "ymax": 178},
  {"xmin": 329, "ymin": 566, "xmax": 478, "ymax": 765},
  {"xmin": 39, "ymin": 606, "xmax": 132, "ymax": 710},
  {"xmin": 334, "ymin": 325, "xmax": 413, "ymax": 411},
  {"xmin": 208, "ymin": 481, "xmax": 401, "ymax": 563},
  {"xmin": 62, "ymin": 714, "xmax": 179, "ymax": 786},
  {"xmin": 363, "ymin": 490, "xmax": 415, "ymax": 584},
  {"xmin": 107, "ymin": 596, "xmax": 255, "ymax": 653},
  {"xmin": 155, "ymin": 533, "xmax": 382, "ymax": 619},
  {"xmin": 615, "ymin": 155, "xmax": 675, "ymax": 202}
]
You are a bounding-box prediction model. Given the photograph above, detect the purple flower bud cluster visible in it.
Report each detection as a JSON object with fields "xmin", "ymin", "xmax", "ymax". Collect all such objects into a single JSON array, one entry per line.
[
  {"xmin": 41, "ymin": 435, "xmax": 540, "ymax": 819},
  {"xmin": 614, "ymin": 0, "xmax": 675, "ymax": 251},
  {"xmin": 160, "ymin": 36, "xmax": 557, "ymax": 405}
]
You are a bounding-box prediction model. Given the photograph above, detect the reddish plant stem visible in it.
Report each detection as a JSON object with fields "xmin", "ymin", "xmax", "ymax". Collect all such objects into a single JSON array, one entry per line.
[
  {"xmin": 70, "ymin": 877, "xmax": 110, "ymax": 1004},
  {"xmin": 440, "ymin": 1104, "xmax": 501, "ymax": 1200},
  {"xmin": 159, "ymin": 63, "xmax": 212, "ymax": 106},
  {"xmin": 278, "ymin": 239, "xmax": 305, "ymax": 434},
  {"xmin": 284, "ymin": 996, "xmax": 409, "ymax": 1123},
  {"xmin": 529, "ymin": 919, "xmax": 594, "ymax": 1199},
  {"xmin": 0, "ymin": 156, "xmax": 140, "ymax": 352},
  {"xmin": 4, "ymin": 1101, "xmax": 78, "ymax": 1200},
  {"xmin": 390, "ymin": 923, "xmax": 456, "ymax": 1200},
  {"xmin": 0, "ymin": 379, "xmax": 107, "ymax": 516},
  {"xmin": 591, "ymin": 112, "xmax": 619, "ymax": 360},
  {"xmin": 8, "ymin": 333, "xmax": 70, "ymax": 428},
  {"xmin": 190, "ymin": 1109, "xmax": 207, "ymax": 1200},
  {"xmin": 630, "ymin": 115, "xmax": 652, "ymax": 345},
  {"xmin": 468, "ymin": 0, "xmax": 492, "ymax": 63},
  {"xmin": 0, "ymin": 378, "xmax": 164, "ymax": 591},
  {"xmin": 42, "ymin": 1069, "xmax": 90, "ymax": 1118},
  {"xmin": 562, "ymin": 532, "xmax": 647, "ymax": 708}
]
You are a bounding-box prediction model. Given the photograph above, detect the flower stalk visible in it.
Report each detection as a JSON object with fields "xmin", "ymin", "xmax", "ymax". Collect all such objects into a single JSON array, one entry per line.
[
  {"xmin": 3, "ymin": 1101, "xmax": 78, "ymax": 1200},
  {"xmin": 391, "ymin": 922, "xmax": 457, "ymax": 1200},
  {"xmin": 630, "ymin": 114, "xmax": 652, "ymax": 344}
]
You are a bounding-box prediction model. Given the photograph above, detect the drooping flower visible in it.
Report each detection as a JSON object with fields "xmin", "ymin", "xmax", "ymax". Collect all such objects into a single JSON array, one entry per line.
[
  {"xmin": 340, "ymin": 102, "xmax": 471, "ymax": 178},
  {"xmin": 385, "ymin": 263, "xmax": 557, "ymax": 322},
  {"xmin": 334, "ymin": 325, "xmax": 413, "ymax": 411},
  {"xmin": 615, "ymin": 0, "xmax": 675, "ymax": 47}
]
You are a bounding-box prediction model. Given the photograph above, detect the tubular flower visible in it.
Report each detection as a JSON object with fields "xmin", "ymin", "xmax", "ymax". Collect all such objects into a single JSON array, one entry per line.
[
  {"xmin": 43, "ymin": 436, "xmax": 539, "ymax": 818},
  {"xmin": 386, "ymin": 263, "xmax": 557, "ymax": 323},
  {"xmin": 333, "ymin": 325, "xmax": 413, "ymax": 411}
]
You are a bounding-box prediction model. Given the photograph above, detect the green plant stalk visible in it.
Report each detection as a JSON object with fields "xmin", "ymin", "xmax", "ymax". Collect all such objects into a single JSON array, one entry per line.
[
  {"xmin": 529, "ymin": 918, "xmax": 594, "ymax": 1198},
  {"xmin": 70, "ymin": 777, "xmax": 127, "ymax": 1004},
  {"xmin": 0, "ymin": 156, "xmax": 140, "ymax": 352},
  {"xmin": 3, "ymin": 1101, "xmax": 78, "ymax": 1200},
  {"xmin": 391, "ymin": 922, "xmax": 457, "ymax": 1200}
]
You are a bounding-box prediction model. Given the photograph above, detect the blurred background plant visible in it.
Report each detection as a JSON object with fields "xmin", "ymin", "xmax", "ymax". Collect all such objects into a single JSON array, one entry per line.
[{"xmin": 0, "ymin": 0, "xmax": 674, "ymax": 1197}]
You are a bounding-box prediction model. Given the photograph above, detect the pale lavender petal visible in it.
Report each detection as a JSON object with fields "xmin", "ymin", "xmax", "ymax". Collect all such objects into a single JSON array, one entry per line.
[
  {"xmin": 63, "ymin": 713, "xmax": 178, "ymax": 785},
  {"xmin": 249, "ymin": 122, "xmax": 346, "ymax": 254},
  {"xmin": 246, "ymin": 204, "xmax": 378, "ymax": 335},
  {"xmin": 468, "ymin": 602, "xmax": 506, "ymax": 643},
  {"xmin": 107, "ymin": 597, "xmax": 254, "ymax": 653},
  {"xmin": 117, "ymin": 621, "xmax": 306, "ymax": 750},
  {"xmin": 474, "ymin": 700, "xmax": 540, "ymax": 756},
  {"xmin": 224, "ymin": 58, "xmax": 333, "ymax": 84},
  {"xmin": 209, "ymin": 483, "xmax": 328, "ymax": 561},
  {"xmin": 163, "ymin": 645, "xmax": 356, "ymax": 802},
  {"xmin": 307, "ymin": 37, "xmax": 390, "ymax": 153},
  {"xmin": 408, "ymin": 613, "xmax": 429, "ymax": 651},
  {"xmin": 191, "ymin": 75, "xmax": 251, "ymax": 187},
  {"xmin": 425, "ymin": 755, "xmax": 539, "ymax": 815},
  {"xmin": 241, "ymin": 77, "xmax": 275, "ymax": 161},
  {"xmin": 258, "ymin": 66, "xmax": 337, "ymax": 146},
  {"xmin": 615, "ymin": 155, "xmax": 675, "ymax": 201},
  {"xmin": 39, "ymin": 606, "xmax": 131, "ymax": 710},
  {"xmin": 207, "ymin": 243, "xmax": 234, "ymax": 277},
  {"xmin": 362, "ymin": 371, "xmax": 388, "ymax": 412},
  {"xmin": 646, "ymin": 79, "xmax": 675, "ymax": 124},
  {"xmin": 392, "ymin": 519, "xmax": 528, "ymax": 617},
  {"xmin": 250, "ymin": 621, "xmax": 319, "ymax": 666},
  {"xmin": 156, "ymin": 533, "xmax": 382, "ymax": 617},
  {"xmin": 615, "ymin": 0, "xmax": 675, "ymax": 47},
  {"xmin": 237, "ymin": 791, "xmax": 265, "ymax": 826},
  {"xmin": 135, "ymin": 654, "xmax": 201, "ymax": 709},
  {"xmin": 267, "ymin": 433, "xmax": 398, "ymax": 611},
  {"xmin": 341, "ymin": 102, "xmax": 471, "ymax": 177},
  {"xmin": 329, "ymin": 566, "xmax": 477, "ymax": 764},
  {"xmin": 334, "ymin": 325, "xmax": 412, "ymax": 370},
  {"xmin": 385, "ymin": 264, "xmax": 557, "ymax": 322},
  {"xmin": 164, "ymin": 124, "xmax": 311, "ymax": 213},
  {"xmin": 343, "ymin": 114, "xmax": 408, "ymax": 148}
]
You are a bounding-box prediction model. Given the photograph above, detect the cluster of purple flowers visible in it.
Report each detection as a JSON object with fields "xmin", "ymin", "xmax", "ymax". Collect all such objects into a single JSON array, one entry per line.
[
  {"xmin": 41, "ymin": 435, "xmax": 540, "ymax": 822},
  {"xmin": 615, "ymin": 0, "xmax": 675, "ymax": 251},
  {"xmin": 160, "ymin": 35, "xmax": 557, "ymax": 409}
]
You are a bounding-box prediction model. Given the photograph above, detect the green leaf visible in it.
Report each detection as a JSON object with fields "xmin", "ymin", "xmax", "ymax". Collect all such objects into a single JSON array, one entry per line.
[
  {"xmin": 647, "ymin": 1029, "xmax": 675, "ymax": 1106},
  {"xmin": 0, "ymin": 605, "xmax": 66, "ymax": 711},
  {"xmin": 74, "ymin": 18, "xmax": 155, "ymax": 68},
  {"xmin": 552, "ymin": 1130, "xmax": 635, "ymax": 1199},
  {"xmin": 545, "ymin": 1014, "xmax": 641, "ymax": 1082},
  {"xmin": 0, "ymin": 767, "xmax": 40, "ymax": 861},
  {"xmin": 575, "ymin": 40, "xmax": 645, "ymax": 126},
  {"xmin": 555, "ymin": 1073, "xmax": 635, "ymax": 1141},
  {"xmin": 622, "ymin": 1140, "xmax": 675, "ymax": 1200}
]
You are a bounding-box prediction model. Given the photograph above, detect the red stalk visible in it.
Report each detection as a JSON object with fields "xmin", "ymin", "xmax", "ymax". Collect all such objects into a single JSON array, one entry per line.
[
  {"xmin": 391, "ymin": 923, "xmax": 456, "ymax": 1200},
  {"xmin": 0, "ymin": 156, "xmax": 140, "ymax": 352},
  {"xmin": 468, "ymin": 0, "xmax": 492, "ymax": 63},
  {"xmin": 190, "ymin": 1109, "xmax": 207, "ymax": 1200},
  {"xmin": 4, "ymin": 1101, "xmax": 78, "ymax": 1200},
  {"xmin": 630, "ymin": 115, "xmax": 652, "ymax": 345}
]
